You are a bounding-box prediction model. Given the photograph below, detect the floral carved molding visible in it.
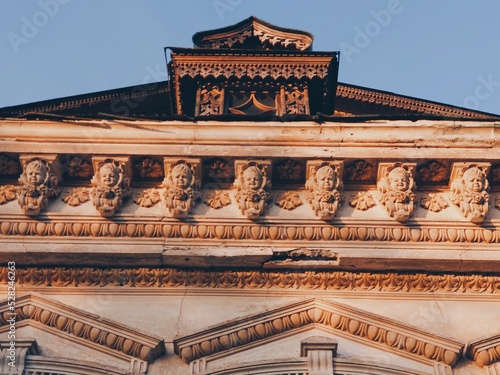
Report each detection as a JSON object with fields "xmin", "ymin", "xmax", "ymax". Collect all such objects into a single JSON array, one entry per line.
[
  {"xmin": 467, "ymin": 333, "xmax": 500, "ymax": 368},
  {"xmin": 173, "ymin": 299, "xmax": 463, "ymax": 367},
  {"xmin": 3, "ymin": 268, "xmax": 500, "ymax": 294},
  {"xmin": 2, "ymin": 219, "xmax": 500, "ymax": 244},
  {"xmin": 0, "ymin": 294, "xmax": 165, "ymax": 365},
  {"xmin": 175, "ymin": 62, "xmax": 329, "ymax": 80}
]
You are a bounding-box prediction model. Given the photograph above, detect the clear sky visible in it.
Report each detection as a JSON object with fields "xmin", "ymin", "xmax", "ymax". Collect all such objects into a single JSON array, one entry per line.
[{"xmin": 1, "ymin": 0, "xmax": 500, "ymax": 115}]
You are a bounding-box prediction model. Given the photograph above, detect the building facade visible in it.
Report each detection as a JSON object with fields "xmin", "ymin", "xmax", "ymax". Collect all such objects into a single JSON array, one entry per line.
[{"xmin": 1, "ymin": 17, "xmax": 500, "ymax": 375}]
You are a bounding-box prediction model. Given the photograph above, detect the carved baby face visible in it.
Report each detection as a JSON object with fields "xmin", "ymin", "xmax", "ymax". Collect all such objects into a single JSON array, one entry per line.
[
  {"xmin": 463, "ymin": 167, "xmax": 485, "ymax": 192},
  {"xmin": 100, "ymin": 164, "xmax": 119, "ymax": 187},
  {"xmin": 243, "ymin": 167, "xmax": 262, "ymax": 190},
  {"xmin": 388, "ymin": 168, "xmax": 410, "ymax": 191},
  {"xmin": 172, "ymin": 164, "xmax": 192, "ymax": 189},
  {"xmin": 316, "ymin": 166, "xmax": 336, "ymax": 191},
  {"xmin": 26, "ymin": 161, "xmax": 47, "ymax": 186}
]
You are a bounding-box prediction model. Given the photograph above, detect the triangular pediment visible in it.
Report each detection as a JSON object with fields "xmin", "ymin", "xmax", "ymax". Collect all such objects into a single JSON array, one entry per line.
[
  {"xmin": 174, "ymin": 298, "xmax": 463, "ymax": 369},
  {"xmin": 192, "ymin": 16, "xmax": 313, "ymax": 51},
  {"xmin": 467, "ymin": 332, "xmax": 500, "ymax": 368},
  {"xmin": 0, "ymin": 293, "xmax": 165, "ymax": 374}
]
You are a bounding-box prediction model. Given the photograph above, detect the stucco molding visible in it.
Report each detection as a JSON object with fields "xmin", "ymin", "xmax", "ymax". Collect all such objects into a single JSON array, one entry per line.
[
  {"xmin": 2, "ymin": 216, "xmax": 500, "ymax": 245},
  {"xmin": 0, "ymin": 294, "xmax": 165, "ymax": 369},
  {"xmin": 3, "ymin": 268, "xmax": 500, "ymax": 294},
  {"xmin": 174, "ymin": 298, "xmax": 463, "ymax": 367},
  {"xmin": 467, "ymin": 333, "xmax": 500, "ymax": 368}
]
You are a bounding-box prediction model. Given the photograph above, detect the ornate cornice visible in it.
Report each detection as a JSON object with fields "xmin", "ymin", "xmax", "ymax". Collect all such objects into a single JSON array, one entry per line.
[
  {"xmin": 2, "ymin": 217, "xmax": 500, "ymax": 244},
  {"xmin": 173, "ymin": 299, "xmax": 463, "ymax": 366},
  {"xmin": 0, "ymin": 294, "xmax": 165, "ymax": 364},
  {"xmin": 174, "ymin": 60, "xmax": 330, "ymax": 80},
  {"xmin": 2, "ymin": 267, "xmax": 500, "ymax": 294},
  {"xmin": 467, "ymin": 333, "xmax": 500, "ymax": 367},
  {"xmin": 336, "ymin": 83, "xmax": 498, "ymax": 119},
  {"xmin": 192, "ymin": 16, "xmax": 314, "ymax": 51}
]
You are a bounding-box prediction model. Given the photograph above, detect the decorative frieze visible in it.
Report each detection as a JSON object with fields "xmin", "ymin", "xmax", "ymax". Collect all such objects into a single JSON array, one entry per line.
[
  {"xmin": 275, "ymin": 191, "xmax": 303, "ymax": 210},
  {"xmin": 449, "ymin": 163, "xmax": 490, "ymax": 223},
  {"xmin": 133, "ymin": 188, "xmax": 161, "ymax": 208},
  {"xmin": 233, "ymin": 160, "xmax": 271, "ymax": 219},
  {"xmin": 62, "ymin": 154, "xmax": 93, "ymax": 179},
  {"xmin": 305, "ymin": 161, "xmax": 343, "ymax": 220},
  {"xmin": 18, "ymin": 155, "xmax": 61, "ymax": 216},
  {"xmin": 175, "ymin": 62, "xmax": 330, "ymax": 80},
  {"xmin": 420, "ymin": 193, "xmax": 449, "ymax": 213},
  {"xmin": 90, "ymin": 157, "xmax": 131, "ymax": 217},
  {"xmin": 417, "ymin": 160, "xmax": 448, "ymax": 184},
  {"xmin": 204, "ymin": 190, "xmax": 231, "ymax": 209},
  {"xmin": 2, "ymin": 219, "xmax": 500, "ymax": 244},
  {"xmin": 203, "ymin": 158, "xmax": 234, "ymax": 185},
  {"xmin": 348, "ymin": 191, "xmax": 375, "ymax": 211},
  {"xmin": 0, "ymin": 185, "xmax": 16, "ymax": 204},
  {"xmin": 62, "ymin": 187, "xmax": 90, "ymax": 207},
  {"xmin": 133, "ymin": 156, "xmax": 163, "ymax": 179},
  {"xmin": 163, "ymin": 158, "xmax": 201, "ymax": 218},
  {"xmin": 4, "ymin": 267, "xmax": 500, "ymax": 294},
  {"xmin": 275, "ymin": 159, "xmax": 304, "ymax": 181},
  {"xmin": 377, "ymin": 162, "xmax": 416, "ymax": 222},
  {"xmin": 344, "ymin": 160, "xmax": 376, "ymax": 183}
]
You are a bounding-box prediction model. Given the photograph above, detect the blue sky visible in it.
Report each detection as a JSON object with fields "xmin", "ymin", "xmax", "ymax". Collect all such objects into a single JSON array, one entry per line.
[{"xmin": 1, "ymin": 0, "xmax": 500, "ymax": 115}]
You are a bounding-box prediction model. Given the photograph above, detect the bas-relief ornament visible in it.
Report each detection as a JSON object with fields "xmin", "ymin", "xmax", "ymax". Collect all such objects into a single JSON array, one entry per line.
[
  {"xmin": 134, "ymin": 188, "xmax": 161, "ymax": 208},
  {"xmin": 420, "ymin": 193, "xmax": 449, "ymax": 213},
  {"xmin": 280, "ymin": 85, "xmax": 309, "ymax": 115},
  {"xmin": 203, "ymin": 158, "xmax": 234, "ymax": 184},
  {"xmin": 275, "ymin": 159, "xmax": 303, "ymax": 181},
  {"xmin": 134, "ymin": 157, "xmax": 163, "ymax": 179},
  {"xmin": 417, "ymin": 160, "xmax": 448, "ymax": 183},
  {"xmin": 196, "ymin": 85, "xmax": 224, "ymax": 116},
  {"xmin": 0, "ymin": 185, "xmax": 17, "ymax": 204},
  {"xmin": 18, "ymin": 156, "xmax": 61, "ymax": 216},
  {"xmin": 62, "ymin": 187, "xmax": 90, "ymax": 207},
  {"xmin": 3, "ymin": 220, "xmax": 500, "ymax": 243},
  {"xmin": 305, "ymin": 161, "xmax": 343, "ymax": 220},
  {"xmin": 377, "ymin": 163, "xmax": 416, "ymax": 222},
  {"xmin": 348, "ymin": 192, "xmax": 375, "ymax": 211},
  {"xmin": 449, "ymin": 163, "xmax": 490, "ymax": 223},
  {"xmin": 275, "ymin": 191, "xmax": 302, "ymax": 210},
  {"xmin": 204, "ymin": 190, "xmax": 231, "ymax": 209},
  {"xmin": 64, "ymin": 155, "xmax": 93, "ymax": 179},
  {"xmin": 344, "ymin": 160, "xmax": 376, "ymax": 182},
  {"xmin": 7, "ymin": 267, "xmax": 500, "ymax": 294},
  {"xmin": 90, "ymin": 158, "xmax": 131, "ymax": 217},
  {"xmin": 233, "ymin": 161, "xmax": 271, "ymax": 219},
  {"xmin": 163, "ymin": 159, "xmax": 201, "ymax": 218}
]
